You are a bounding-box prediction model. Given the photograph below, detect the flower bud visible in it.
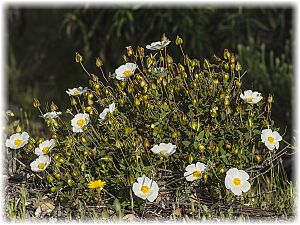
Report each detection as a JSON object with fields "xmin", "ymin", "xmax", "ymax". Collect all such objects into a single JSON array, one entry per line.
[
  {"xmin": 67, "ymin": 179, "xmax": 73, "ymax": 186},
  {"xmin": 50, "ymin": 187, "xmax": 57, "ymax": 192},
  {"xmin": 33, "ymin": 98, "xmax": 41, "ymax": 108},
  {"xmin": 224, "ymin": 49, "xmax": 230, "ymax": 60},
  {"xmin": 235, "ymin": 62, "xmax": 242, "ymax": 71},
  {"xmin": 50, "ymin": 102, "xmax": 58, "ymax": 112},
  {"xmin": 175, "ymin": 35, "xmax": 183, "ymax": 45},
  {"xmin": 198, "ymin": 144, "xmax": 205, "ymax": 152},
  {"xmin": 75, "ymin": 52, "xmax": 83, "ymax": 63},
  {"xmin": 255, "ymin": 155, "xmax": 262, "ymax": 162},
  {"xmin": 161, "ymin": 33, "xmax": 168, "ymax": 41},
  {"xmin": 204, "ymin": 59, "xmax": 211, "ymax": 69},
  {"xmin": 235, "ymin": 81, "xmax": 242, "ymax": 88},
  {"xmin": 95, "ymin": 57, "xmax": 103, "ymax": 67},
  {"xmin": 115, "ymin": 140, "xmax": 122, "ymax": 149},
  {"xmin": 268, "ymin": 94, "xmax": 273, "ymax": 103},
  {"xmin": 166, "ymin": 55, "xmax": 173, "ymax": 64},
  {"xmin": 94, "ymin": 83, "xmax": 100, "ymax": 90},
  {"xmin": 126, "ymin": 46, "xmax": 134, "ymax": 56},
  {"xmin": 85, "ymin": 106, "xmax": 92, "ymax": 113},
  {"xmin": 58, "ymin": 158, "xmax": 64, "ymax": 163},
  {"xmin": 224, "ymin": 63, "xmax": 229, "ymax": 70},
  {"xmin": 48, "ymin": 175, "xmax": 54, "ymax": 183},
  {"xmin": 70, "ymin": 97, "xmax": 77, "ymax": 106},
  {"xmin": 223, "ymin": 73, "xmax": 229, "ymax": 82},
  {"xmin": 137, "ymin": 47, "xmax": 144, "ymax": 58},
  {"xmin": 16, "ymin": 125, "xmax": 22, "ymax": 133}
]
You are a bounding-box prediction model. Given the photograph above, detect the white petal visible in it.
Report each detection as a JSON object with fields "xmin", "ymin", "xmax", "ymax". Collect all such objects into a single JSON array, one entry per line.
[
  {"xmin": 226, "ymin": 168, "xmax": 239, "ymax": 178},
  {"xmin": 265, "ymin": 142, "xmax": 275, "ymax": 150},
  {"xmin": 185, "ymin": 164, "xmax": 196, "ymax": 172},
  {"xmin": 184, "ymin": 171, "xmax": 192, "ymax": 178},
  {"xmin": 21, "ymin": 132, "xmax": 29, "ymax": 140},
  {"xmin": 273, "ymin": 131, "xmax": 282, "ymax": 141},
  {"xmin": 225, "ymin": 176, "xmax": 233, "ymax": 189},
  {"xmin": 137, "ymin": 176, "xmax": 145, "ymax": 185},
  {"xmin": 147, "ymin": 190, "xmax": 158, "ymax": 202},
  {"xmin": 196, "ymin": 162, "xmax": 207, "ymax": 172},
  {"xmin": 275, "ymin": 141, "xmax": 279, "ymax": 149},
  {"xmin": 5, "ymin": 139, "xmax": 14, "ymax": 149},
  {"xmin": 150, "ymin": 180, "xmax": 159, "ymax": 191},
  {"xmin": 49, "ymin": 139, "xmax": 56, "ymax": 148},
  {"xmin": 125, "ymin": 62, "xmax": 137, "ymax": 72},
  {"xmin": 35, "ymin": 148, "xmax": 43, "ymax": 156},
  {"xmin": 132, "ymin": 182, "xmax": 142, "ymax": 196},
  {"xmin": 99, "ymin": 108, "xmax": 110, "ymax": 120},
  {"xmin": 109, "ymin": 103, "xmax": 116, "ymax": 112},
  {"xmin": 72, "ymin": 127, "xmax": 83, "ymax": 133},
  {"xmin": 143, "ymin": 177, "xmax": 152, "ymax": 186},
  {"xmin": 244, "ymin": 90, "xmax": 253, "ymax": 97},
  {"xmin": 150, "ymin": 145, "xmax": 160, "ymax": 154},
  {"xmin": 241, "ymin": 181, "xmax": 251, "ymax": 193},
  {"xmin": 185, "ymin": 175, "xmax": 196, "ymax": 181},
  {"xmin": 231, "ymin": 187, "xmax": 243, "ymax": 196},
  {"xmin": 237, "ymin": 170, "xmax": 249, "ymax": 180}
]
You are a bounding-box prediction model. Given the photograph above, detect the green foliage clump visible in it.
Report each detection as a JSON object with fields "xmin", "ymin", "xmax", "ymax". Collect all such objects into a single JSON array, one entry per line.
[{"xmin": 6, "ymin": 35, "xmax": 294, "ymax": 219}]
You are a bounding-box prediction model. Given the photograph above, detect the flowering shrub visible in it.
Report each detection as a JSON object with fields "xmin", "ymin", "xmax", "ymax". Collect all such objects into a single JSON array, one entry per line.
[{"xmin": 5, "ymin": 34, "xmax": 294, "ymax": 219}]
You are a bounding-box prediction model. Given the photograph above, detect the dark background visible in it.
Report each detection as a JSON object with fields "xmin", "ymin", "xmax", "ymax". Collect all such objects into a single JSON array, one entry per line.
[{"xmin": 7, "ymin": 6, "xmax": 294, "ymax": 149}]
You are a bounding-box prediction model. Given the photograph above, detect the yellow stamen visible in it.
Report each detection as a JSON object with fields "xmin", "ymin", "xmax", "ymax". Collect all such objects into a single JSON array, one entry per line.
[
  {"xmin": 73, "ymin": 90, "xmax": 81, "ymax": 95},
  {"xmin": 14, "ymin": 139, "xmax": 23, "ymax": 147},
  {"xmin": 38, "ymin": 163, "xmax": 46, "ymax": 170},
  {"xmin": 141, "ymin": 185, "xmax": 150, "ymax": 194},
  {"xmin": 43, "ymin": 147, "xmax": 50, "ymax": 154},
  {"xmin": 192, "ymin": 170, "xmax": 201, "ymax": 178},
  {"xmin": 247, "ymin": 97, "xmax": 253, "ymax": 103},
  {"xmin": 233, "ymin": 177, "xmax": 241, "ymax": 186},
  {"xmin": 267, "ymin": 136, "xmax": 275, "ymax": 144},
  {"xmin": 160, "ymin": 149, "xmax": 168, "ymax": 155},
  {"xmin": 123, "ymin": 70, "xmax": 132, "ymax": 77},
  {"xmin": 77, "ymin": 118, "xmax": 86, "ymax": 127}
]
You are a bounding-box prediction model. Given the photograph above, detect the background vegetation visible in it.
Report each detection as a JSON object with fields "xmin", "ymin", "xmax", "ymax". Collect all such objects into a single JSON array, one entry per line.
[{"xmin": 7, "ymin": 6, "xmax": 294, "ymax": 176}]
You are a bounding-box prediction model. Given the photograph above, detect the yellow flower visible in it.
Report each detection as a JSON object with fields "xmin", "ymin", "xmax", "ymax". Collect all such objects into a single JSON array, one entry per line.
[{"xmin": 88, "ymin": 179, "xmax": 106, "ymax": 189}]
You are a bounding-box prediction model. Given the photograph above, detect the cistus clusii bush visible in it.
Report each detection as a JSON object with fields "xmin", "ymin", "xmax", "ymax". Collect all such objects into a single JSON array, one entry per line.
[{"xmin": 6, "ymin": 34, "xmax": 294, "ymax": 219}]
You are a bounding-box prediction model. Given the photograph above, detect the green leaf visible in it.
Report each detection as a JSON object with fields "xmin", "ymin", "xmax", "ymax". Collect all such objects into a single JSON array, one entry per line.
[{"xmin": 182, "ymin": 141, "xmax": 191, "ymax": 147}]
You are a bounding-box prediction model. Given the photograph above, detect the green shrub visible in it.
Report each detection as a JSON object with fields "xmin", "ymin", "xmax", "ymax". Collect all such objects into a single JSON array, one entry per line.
[{"xmin": 5, "ymin": 35, "xmax": 294, "ymax": 219}]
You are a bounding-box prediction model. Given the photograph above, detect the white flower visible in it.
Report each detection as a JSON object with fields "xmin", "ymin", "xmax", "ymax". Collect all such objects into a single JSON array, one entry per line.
[
  {"xmin": 66, "ymin": 87, "xmax": 88, "ymax": 96},
  {"xmin": 5, "ymin": 132, "xmax": 30, "ymax": 149},
  {"xmin": 240, "ymin": 90, "xmax": 262, "ymax": 104},
  {"xmin": 184, "ymin": 162, "xmax": 207, "ymax": 181},
  {"xmin": 132, "ymin": 176, "xmax": 159, "ymax": 202},
  {"xmin": 34, "ymin": 139, "xmax": 56, "ymax": 155},
  {"xmin": 150, "ymin": 143, "xmax": 176, "ymax": 156},
  {"xmin": 261, "ymin": 129, "xmax": 282, "ymax": 150},
  {"xmin": 30, "ymin": 155, "xmax": 51, "ymax": 172},
  {"xmin": 115, "ymin": 63, "xmax": 137, "ymax": 81},
  {"xmin": 146, "ymin": 40, "xmax": 171, "ymax": 51},
  {"xmin": 71, "ymin": 113, "xmax": 90, "ymax": 133},
  {"xmin": 99, "ymin": 102, "xmax": 116, "ymax": 121},
  {"xmin": 225, "ymin": 168, "xmax": 251, "ymax": 196},
  {"xmin": 41, "ymin": 111, "xmax": 62, "ymax": 119}
]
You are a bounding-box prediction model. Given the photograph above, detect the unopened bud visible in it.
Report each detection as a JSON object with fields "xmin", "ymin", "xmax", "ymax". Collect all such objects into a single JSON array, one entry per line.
[
  {"xmin": 75, "ymin": 52, "xmax": 83, "ymax": 63},
  {"xmin": 95, "ymin": 57, "xmax": 103, "ymax": 67},
  {"xmin": 33, "ymin": 98, "xmax": 41, "ymax": 108},
  {"xmin": 175, "ymin": 35, "xmax": 183, "ymax": 45}
]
